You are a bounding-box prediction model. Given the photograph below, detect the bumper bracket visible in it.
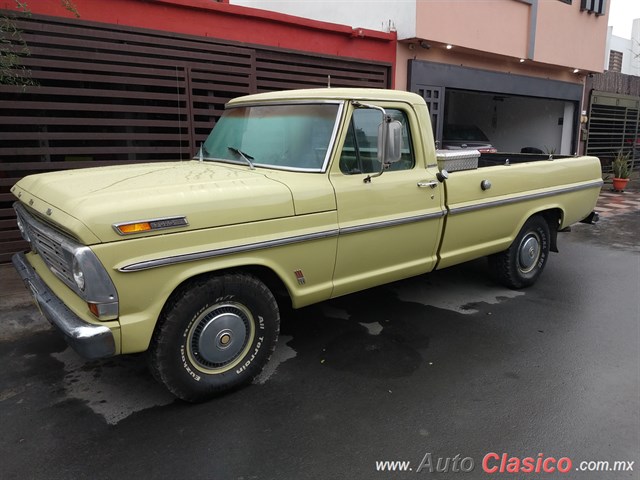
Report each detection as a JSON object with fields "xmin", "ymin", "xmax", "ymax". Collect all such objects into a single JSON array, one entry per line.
[{"xmin": 12, "ymin": 253, "xmax": 116, "ymax": 359}]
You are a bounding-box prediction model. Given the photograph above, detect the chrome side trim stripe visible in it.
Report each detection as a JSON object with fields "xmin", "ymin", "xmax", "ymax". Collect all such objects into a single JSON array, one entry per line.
[
  {"xmin": 448, "ymin": 180, "xmax": 603, "ymax": 215},
  {"xmin": 120, "ymin": 210, "xmax": 446, "ymax": 272},
  {"xmin": 339, "ymin": 211, "xmax": 446, "ymax": 235},
  {"xmin": 119, "ymin": 229, "xmax": 340, "ymax": 272}
]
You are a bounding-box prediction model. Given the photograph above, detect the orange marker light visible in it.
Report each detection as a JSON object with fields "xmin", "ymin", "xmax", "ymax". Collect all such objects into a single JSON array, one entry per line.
[
  {"xmin": 88, "ymin": 302, "xmax": 100, "ymax": 318},
  {"xmin": 113, "ymin": 216, "xmax": 188, "ymax": 235},
  {"xmin": 117, "ymin": 222, "xmax": 152, "ymax": 234}
]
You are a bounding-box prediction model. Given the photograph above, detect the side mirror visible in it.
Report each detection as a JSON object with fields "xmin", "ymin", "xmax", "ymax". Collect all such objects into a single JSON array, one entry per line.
[{"xmin": 378, "ymin": 120, "xmax": 403, "ymax": 164}]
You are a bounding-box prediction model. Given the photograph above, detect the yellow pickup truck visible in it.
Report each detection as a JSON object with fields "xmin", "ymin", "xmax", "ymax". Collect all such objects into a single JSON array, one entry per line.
[{"xmin": 11, "ymin": 88, "xmax": 602, "ymax": 401}]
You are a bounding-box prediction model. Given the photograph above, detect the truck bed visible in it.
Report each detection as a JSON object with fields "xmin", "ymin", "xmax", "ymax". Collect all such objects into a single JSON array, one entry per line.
[{"xmin": 478, "ymin": 152, "xmax": 574, "ymax": 168}]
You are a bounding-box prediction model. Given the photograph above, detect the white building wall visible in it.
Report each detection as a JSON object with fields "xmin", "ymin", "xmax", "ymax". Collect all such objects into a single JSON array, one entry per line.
[
  {"xmin": 229, "ymin": 0, "xmax": 416, "ymax": 38},
  {"xmin": 605, "ymin": 19, "xmax": 640, "ymax": 76},
  {"xmin": 608, "ymin": 34, "xmax": 633, "ymax": 73},
  {"xmin": 632, "ymin": 19, "xmax": 640, "ymax": 76},
  {"xmin": 604, "ymin": 25, "xmax": 612, "ymax": 71}
]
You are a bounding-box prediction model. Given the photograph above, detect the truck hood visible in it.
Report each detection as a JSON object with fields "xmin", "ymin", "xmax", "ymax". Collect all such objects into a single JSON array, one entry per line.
[{"xmin": 12, "ymin": 161, "xmax": 295, "ymax": 243}]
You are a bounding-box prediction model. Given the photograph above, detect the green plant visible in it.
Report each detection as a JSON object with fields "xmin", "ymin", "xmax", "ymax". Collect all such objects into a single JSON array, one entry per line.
[
  {"xmin": 611, "ymin": 151, "xmax": 632, "ymax": 179},
  {"xmin": 0, "ymin": 1, "xmax": 35, "ymax": 89},
  {"xmin": 1, "ymin": 0, "xmax": 79, "ymax": 89}
]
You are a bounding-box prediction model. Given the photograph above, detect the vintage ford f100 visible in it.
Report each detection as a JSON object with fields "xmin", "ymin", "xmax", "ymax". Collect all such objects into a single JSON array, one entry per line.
[{"xmin": 11, "ymin": 88, "xmax": 602, "ymax": 401}]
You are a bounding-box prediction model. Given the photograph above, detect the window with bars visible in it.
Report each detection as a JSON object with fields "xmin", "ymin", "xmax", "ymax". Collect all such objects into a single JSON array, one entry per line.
[
  {"xmin": 608, "ymin": 50, "xmax": 623, "ymax": 73},
  {"xmin": 580, "ymin": 0, "xmax": 607, "ymax": 16}
]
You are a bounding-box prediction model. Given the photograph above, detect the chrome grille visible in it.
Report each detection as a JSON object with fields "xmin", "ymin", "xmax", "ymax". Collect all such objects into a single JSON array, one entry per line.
[{"xmin": 15, "ymin": 204, "xmax": 76, "ymax": 288}]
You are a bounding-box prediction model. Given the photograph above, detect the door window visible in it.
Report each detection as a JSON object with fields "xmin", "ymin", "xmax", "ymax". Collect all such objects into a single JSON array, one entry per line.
[{"xmin": 339, "ymin": 108, "xmax": 415, "ymax": 174}]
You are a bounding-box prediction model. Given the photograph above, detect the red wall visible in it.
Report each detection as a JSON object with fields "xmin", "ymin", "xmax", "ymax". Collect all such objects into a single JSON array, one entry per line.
[{"xmin": 4, "ymin": 0, "xmax": 396, "ymax": 85}]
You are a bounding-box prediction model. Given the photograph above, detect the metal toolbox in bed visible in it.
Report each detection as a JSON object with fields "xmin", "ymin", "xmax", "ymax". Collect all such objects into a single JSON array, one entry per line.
[{"xmin": 436, "ymin": 149, "xmax": 480, "ymax": 172}]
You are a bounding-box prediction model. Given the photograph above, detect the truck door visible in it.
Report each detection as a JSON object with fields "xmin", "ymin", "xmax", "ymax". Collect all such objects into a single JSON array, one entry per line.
[{"xmin": 329, "ymin": 105, "xmax": 445, "ymax": 298}]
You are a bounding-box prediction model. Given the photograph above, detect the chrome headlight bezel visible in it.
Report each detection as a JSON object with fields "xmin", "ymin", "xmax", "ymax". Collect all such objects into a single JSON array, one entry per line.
[
  {"xmin": 66, "ymin": 245, "xmax": 118, "ymax": 320},
  {"xmin": 72, "ymin": 256, "xmax": 86, "ymax": 291},
  {"xmin": 13, "ymin": 202, "xmax": 119, "ymax": 321}
]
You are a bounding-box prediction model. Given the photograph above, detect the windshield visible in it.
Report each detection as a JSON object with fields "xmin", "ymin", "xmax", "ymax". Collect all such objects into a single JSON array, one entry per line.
[{"xmin": 198, "ymin": 102, "xmax": 342, "ymax": 172}]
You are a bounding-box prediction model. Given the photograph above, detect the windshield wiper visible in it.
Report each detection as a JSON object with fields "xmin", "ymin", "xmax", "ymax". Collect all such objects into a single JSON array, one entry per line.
[{"xmin": 227, "ymin": 146, "xmax": 255, "ymax": 170}]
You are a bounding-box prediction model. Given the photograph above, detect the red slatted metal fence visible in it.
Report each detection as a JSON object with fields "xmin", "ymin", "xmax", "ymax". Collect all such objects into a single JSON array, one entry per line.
[{"xmin": 0, "ymin": 12, "xmax": 390, "ymax": 262}]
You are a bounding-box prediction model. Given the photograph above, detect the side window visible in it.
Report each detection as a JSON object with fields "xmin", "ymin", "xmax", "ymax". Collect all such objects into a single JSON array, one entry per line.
[{"xmin": 339, "ymin": 108, "xmax": 415, "ymax": 174}]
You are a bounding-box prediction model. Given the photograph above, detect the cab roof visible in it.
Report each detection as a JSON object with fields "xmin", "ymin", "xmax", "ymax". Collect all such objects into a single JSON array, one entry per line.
[{"xmin": 227, "ymin": 88, "xmax": 425, "ymax": 107}]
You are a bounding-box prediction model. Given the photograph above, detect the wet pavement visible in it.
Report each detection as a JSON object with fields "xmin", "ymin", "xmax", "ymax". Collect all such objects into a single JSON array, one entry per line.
[{"xmin": 0, "ymin": 188, "xmax": 638, "ymax": 480}]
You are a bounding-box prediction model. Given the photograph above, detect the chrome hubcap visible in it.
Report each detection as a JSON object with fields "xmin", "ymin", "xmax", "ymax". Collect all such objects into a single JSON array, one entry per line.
[
  {"xmin": 189, "ymin": 303, "xmax": 252, "ymax": 370},
  {"xmin": 518, "ymin": 234, "xmax": 541, "ymax": 273}
]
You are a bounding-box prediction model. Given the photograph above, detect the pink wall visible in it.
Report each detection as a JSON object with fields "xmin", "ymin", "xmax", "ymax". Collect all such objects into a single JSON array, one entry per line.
[
  {"xmin": 415, "ymin": 0, "xmax": 530, "ymax": 60},
  {"xmin": 411, "ymin": 0, "xmax": 608, "ymax": 75},
  {"xmin": 535, "ymin": 0, "xmax": 609, "ymax": 72}
]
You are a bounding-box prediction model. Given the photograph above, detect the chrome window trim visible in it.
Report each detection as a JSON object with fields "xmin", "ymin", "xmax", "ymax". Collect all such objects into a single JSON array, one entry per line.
[
  {"xmin": 199, "ymin": 101, "xmax": 345, "ymax": 174},
  {"xmin": 226, "ymin": 99, "xmax": 345, "ymax": 109},
  {"xmin": 448, "ymin": 180, "xmax": 603, "ymax": 215},
  {"xmin": 119, "ymin": 211, "xmax": 445, "ymax": 272}
]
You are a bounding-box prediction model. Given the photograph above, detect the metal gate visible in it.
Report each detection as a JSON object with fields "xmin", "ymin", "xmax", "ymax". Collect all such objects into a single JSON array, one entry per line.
[
  {"xmin": 0, "ymin": 13, "xmax": 391, "ymax": 262},
  {"xmin": 586, "ymin": 91, "xmax": 640, "ymax": 172},
  {"xmin": 414, "ymin": 85, "xmax": 444, "ymax": 147}
]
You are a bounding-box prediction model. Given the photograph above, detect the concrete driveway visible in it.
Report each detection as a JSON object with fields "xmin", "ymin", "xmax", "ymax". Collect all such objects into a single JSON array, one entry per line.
[{"xmin": 0, "ymin": 208, "xmax": 638, "ymax": 480}]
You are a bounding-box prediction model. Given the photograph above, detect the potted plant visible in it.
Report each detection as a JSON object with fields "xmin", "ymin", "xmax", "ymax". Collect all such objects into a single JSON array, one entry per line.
[{"xmin": 611, "ymin": 151, "xmax": 632, "ymax": 192}]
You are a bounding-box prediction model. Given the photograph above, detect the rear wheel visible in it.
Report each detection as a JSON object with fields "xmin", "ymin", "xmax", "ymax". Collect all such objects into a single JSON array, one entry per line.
[
  {"xmin": 489, "ymin": 215, "xmax": 551, "ymax": 289},
  {"xmin": 148, "ymin": 273, "xmax": 280, "ymax": 402}
]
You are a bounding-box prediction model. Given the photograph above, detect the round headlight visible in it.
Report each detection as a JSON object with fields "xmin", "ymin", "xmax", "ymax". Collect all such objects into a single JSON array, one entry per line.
[{"xmin": 72, "ymin": 257, "xmax": 85, "ymax": 291}]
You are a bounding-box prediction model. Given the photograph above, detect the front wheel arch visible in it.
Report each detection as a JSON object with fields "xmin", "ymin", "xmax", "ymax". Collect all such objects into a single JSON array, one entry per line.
[
  {"xmin": 147, "ymin": 271, "xmax": 281, "ymax": 402},
  {"xmin": 158, "ymin": 265, "xmax": 292, "ymax": 326}
]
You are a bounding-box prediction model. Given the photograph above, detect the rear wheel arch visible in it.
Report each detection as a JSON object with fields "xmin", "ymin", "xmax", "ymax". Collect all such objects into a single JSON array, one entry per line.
[
  {"xmin": 540, "ymin": 208, "xmax": 563, "ymax": 253},
  {"xmin": 488, "ymin": 212, "xmax": 553, "ymax": 289},
  {"xmin": 511, "ymin": 207, "xmax": 563, "ymax": 253}
]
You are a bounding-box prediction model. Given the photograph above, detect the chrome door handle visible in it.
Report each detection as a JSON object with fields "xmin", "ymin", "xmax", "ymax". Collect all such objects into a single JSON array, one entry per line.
[{"xmin": 418, "ymin": 181, "xmax": 438, "ymax": 189}]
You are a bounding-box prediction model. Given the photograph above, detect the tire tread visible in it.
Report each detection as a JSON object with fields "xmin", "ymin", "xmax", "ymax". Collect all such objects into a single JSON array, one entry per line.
[
  {"xmin": 147, "ymin": 272, "xmax": 279, "ymax": 402},
  {"xmin": 488, "ymin": 215, "xmax": 550, "ymax": 290}
]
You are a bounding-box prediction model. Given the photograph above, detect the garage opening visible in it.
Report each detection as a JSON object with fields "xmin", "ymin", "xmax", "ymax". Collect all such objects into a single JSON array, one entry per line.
[
  {"xmin": 408, "ymin": 60, "xmax": 583, "ymax": 155},
  {"xmin": 443, "ymin": 90, "xmax": 577, "ymax": 155}
]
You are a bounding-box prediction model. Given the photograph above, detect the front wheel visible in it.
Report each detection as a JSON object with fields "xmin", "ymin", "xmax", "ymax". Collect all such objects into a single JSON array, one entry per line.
[
  {"xmin": 148, "ymin": 273, "xmax": 280, "ymax": 402},
  {"xmin": 488, "ymin": 215, "xmax": 551, "ymax": 289}
]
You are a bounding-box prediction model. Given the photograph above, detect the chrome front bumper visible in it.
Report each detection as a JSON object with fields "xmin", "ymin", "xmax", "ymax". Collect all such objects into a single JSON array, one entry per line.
[{"xmin": 12, "ymin": 252, "xmax": 116, "ymax": 359}]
